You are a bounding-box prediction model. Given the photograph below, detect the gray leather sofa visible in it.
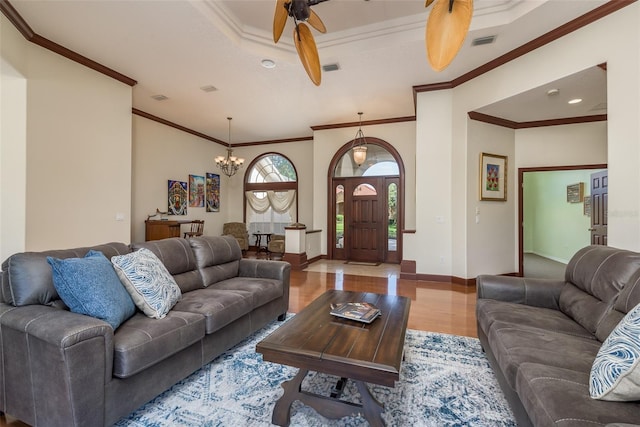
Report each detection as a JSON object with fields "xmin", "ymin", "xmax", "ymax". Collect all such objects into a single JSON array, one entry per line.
[
  {"xmin": 0, "ymin": 235, "xmax": 290, "ymax": 427},
  {"xmin": 477, "ymin": 245, "xmax": 640, "ymax": 427}
]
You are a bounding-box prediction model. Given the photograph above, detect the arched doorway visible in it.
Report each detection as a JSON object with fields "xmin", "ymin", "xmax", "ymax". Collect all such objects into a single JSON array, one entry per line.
[{"xmin": 328, "ymin": 137, "xmax": 404, "ymax": 264}]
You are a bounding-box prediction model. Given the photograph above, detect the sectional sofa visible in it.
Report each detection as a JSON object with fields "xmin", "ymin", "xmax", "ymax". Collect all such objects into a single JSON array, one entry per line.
[
  {"xmin": 0, "ymin": 235, "xmax": 290, "ymax": 427},
  {"xmin": 477, "ymin": 245, "xmax": 640, "ymax": 426}
]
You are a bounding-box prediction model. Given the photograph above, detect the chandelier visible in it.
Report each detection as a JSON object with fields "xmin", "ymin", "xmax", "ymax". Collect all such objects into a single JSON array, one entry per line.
[
  {"xmin": 215, "ymin": 117, "xmax": 245, "ymax": 177},
  {"xmin": 352, "ymin": 112, "xmax": 367, "ymax": 166}
]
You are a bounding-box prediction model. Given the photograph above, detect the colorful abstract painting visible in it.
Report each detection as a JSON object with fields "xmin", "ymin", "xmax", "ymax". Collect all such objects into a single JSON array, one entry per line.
[
  {"xmin": 168, "ymin": 180, "xmax": 188, "ymax": 215},
  {"xmin": 206, "ymin": 173, "xmax": 220, "ymax": 212},
  {"xmin": 189, "ymin": 175, "xmax": 205, "ymax": 208}
]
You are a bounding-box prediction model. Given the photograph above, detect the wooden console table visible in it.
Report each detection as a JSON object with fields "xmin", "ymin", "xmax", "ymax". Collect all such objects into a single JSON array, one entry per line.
[{"xmin": 145, "ymin": 220, "xmax": 191, "ymax": 241}]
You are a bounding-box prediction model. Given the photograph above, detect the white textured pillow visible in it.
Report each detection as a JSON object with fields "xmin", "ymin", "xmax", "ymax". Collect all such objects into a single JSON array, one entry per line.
[
  {"xmin": 590, "ymin": 303, "xmax": 640, "ymax": 400},
  {"xmin": 111, "ymin": 248, "xmax": 181, "ymax": 319}
]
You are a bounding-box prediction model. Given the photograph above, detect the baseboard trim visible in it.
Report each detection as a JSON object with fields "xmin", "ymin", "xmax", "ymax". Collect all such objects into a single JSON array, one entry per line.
[
  {"xmin": 306, "ymin": 254, "xmax": 326, "ymax": 265},
  {"xmin": 283, "ymin": 252, "xmax": 308, "ymax": 270},
  {"xmin": 400, "ymin": 259, "xmax": 476, "ymax": 286}
]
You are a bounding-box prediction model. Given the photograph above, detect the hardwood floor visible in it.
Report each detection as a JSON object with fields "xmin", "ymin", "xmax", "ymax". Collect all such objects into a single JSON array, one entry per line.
[
  {"xmin": 289, "ymin": 267, "xmax": 477, "ymax": 338},
  {"xmin": 0, "ymin": 262, "xmax": 477, "ymax": 427}
]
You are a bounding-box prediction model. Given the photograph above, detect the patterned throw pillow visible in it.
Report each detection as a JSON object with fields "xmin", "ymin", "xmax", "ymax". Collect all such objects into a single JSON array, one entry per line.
[
  {"xmin": 111, "ymin": 248, "xmax": 181, "ymax": 319},
  {"xmin": 590, "ymin": 302, "xmax": 640, "ymax": 400},
  {"xmin": 47, "ymin": 250, "xmax": 136, "ymax": 330}
]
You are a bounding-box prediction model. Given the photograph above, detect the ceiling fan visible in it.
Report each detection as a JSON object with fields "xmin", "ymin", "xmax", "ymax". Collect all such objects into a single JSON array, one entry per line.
[
  {"xmin": 272, "ymin": 0, "xmax": 473, "ymax": 85},
  {"xmin": 425, "ymin": 0, "xmax": 474, "ymax": 72},
  {"xmin": 273, "ymin": 0, "xmax": 328, "ymax": 86}
]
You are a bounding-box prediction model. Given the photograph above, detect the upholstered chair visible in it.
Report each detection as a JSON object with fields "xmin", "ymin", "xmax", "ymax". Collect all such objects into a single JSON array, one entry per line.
[
  {"xmin": 267, "ymin": 234, "xmax": 285, "ymax": 259},
  {"xmin": 222, "ymin": 222, "xmax": 249, "ymax": 252}
]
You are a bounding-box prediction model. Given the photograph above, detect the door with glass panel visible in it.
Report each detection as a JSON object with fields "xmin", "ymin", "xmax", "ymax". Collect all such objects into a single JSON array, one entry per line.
[
  {"xmin": 346, "ymin": 178, "xmax": 385, "ymax": 262},
  {"xmin": 330, "ymin": 139, "xmax": 403, "ymax": 264}
]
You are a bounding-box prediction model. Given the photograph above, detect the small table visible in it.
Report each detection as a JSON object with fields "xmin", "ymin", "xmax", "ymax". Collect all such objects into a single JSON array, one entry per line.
[
  {"xmin": 256, "ymin": 290, "xmax": 411, "ymax": 426},
  {"xmin": 253, "ymin": 233, "xmax": 271, "ymax": 253}
]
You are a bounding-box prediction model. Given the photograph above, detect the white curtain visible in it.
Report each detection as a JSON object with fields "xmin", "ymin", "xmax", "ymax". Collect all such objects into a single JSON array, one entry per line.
[{"xmin": 245, "ymin": 190, "xmax": 296, "ymax": 214}]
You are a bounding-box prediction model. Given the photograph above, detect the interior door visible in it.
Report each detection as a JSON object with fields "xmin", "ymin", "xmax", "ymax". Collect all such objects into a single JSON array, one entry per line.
[
  {"xmin": 346, "ymin": 178, "xmax": 385, "ymax": 263},
  {"xmin": 590, "ymin": 170, "xmax": 608, "ymax": 245}
]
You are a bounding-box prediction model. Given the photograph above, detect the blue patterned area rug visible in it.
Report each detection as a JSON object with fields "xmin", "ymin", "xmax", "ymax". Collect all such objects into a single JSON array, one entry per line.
[{"xmin": 116, "ymin": 318, "xmax": 515, "ymax": 427}]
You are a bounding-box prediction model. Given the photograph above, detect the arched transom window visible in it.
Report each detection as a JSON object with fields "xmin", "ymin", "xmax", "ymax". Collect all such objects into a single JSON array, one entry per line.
[{"xmin": 244, "ymin": 153, "xmax": 298, "ymax": 243}]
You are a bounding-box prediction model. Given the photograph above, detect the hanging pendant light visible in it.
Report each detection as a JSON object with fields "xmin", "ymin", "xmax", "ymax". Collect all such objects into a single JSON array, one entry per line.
[
  {"xmin": 215, "ymin": 117, "xmax": 245, "ymax": 178},
  {"xmin": 351, "ymin": 112, "xmax": 367, "ymax": 166}
]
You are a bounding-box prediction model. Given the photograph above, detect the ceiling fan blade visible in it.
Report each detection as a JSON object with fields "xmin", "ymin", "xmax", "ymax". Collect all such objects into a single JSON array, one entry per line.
[
  {"xmin": 425, "ymin": 0, "xmax": 436, "ymax": 7},
  {"xmin": 294, "ymin": 23, "xmax": 322, "ymax": 86},
  {"xmin": 307, "ymin": 10, "xmax": 327, "ymax": 33},
  {"xmin": 273, "ymin": 0, "xmax": 288, "ymax": 43},
  {"xmin": 426, "ymin": 0, "xmax": 473, "ymax": 71}
]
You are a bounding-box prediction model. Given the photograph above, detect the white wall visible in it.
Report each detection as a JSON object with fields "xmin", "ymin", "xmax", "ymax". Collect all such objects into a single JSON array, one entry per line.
[
  {"xmin": 414, "ymin": 3, "xmax": 639, "ymax": 278},
  {"xmin": 0, "ymin": 57, "xmax": 27, "ymax": 262},
  {"xmin": 131, "ymin": 117, "xmax": 315, "ymax": 243},
  {"xmin": 516, "ymin": 122, "xmax": 607, "ymax": 168},
  {"xmin": 466, "ymin": 120, "xmax": 516, "ymax": 278},
  {"xmin": 409, "ymin": 90, "xmax": 453, "ymax": 275},
  {"xmin": 312, "ymin": 121, "xmax": 416, "ymax": 256},
  {"xmin": 1, "ymin": 15, "xmax": 133, "ymax": 254},
  {"xmin": 132, "ymin": 115, "xmax": 228, "ymax": 242}
]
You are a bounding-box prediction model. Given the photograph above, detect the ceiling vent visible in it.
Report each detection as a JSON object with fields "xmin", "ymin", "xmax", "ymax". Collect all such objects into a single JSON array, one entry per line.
[
  {"xmin": 200, "ymin": 85, "xmax": 218, "ymax": 93},
  {"xmin": 322, "ymin": 63, "xmax": 340, "ymax": 72},
  {"xmin": 472, "ymin": 35, "xmax": 496, "ymax": 46},
  {"xmin": 151, "ymin": 94, "xmax": 168, "ymax": 101}
]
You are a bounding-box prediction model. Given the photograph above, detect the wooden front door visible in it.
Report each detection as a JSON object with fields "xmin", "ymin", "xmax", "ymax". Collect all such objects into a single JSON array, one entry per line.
[
  {"xmin": 346, "ymin": 178, "xmax": 385, "ymax": 263},
  {"xmin": 590, "ymin": 170, "xmax": 608, "ymax": 245}
]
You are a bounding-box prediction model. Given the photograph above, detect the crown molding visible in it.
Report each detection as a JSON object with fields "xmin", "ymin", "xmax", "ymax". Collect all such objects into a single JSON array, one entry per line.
[
  {"xmin": 311, "ymin": 116, "xmax": 416, "ymax": 132},
  {"xmin": 468, "ymin": 111, "xmax": 607, "ymax": 129},
  {"xmin": 0, "ymin": 0, "xmax": 137, "ymax": 86},
  {"xmin": 133, "ymin": 109, "xmax": 226, "ymax": 146},
  {"xmin": 414, "ymin": 0, "xmax": 635, "ymax": 95}
]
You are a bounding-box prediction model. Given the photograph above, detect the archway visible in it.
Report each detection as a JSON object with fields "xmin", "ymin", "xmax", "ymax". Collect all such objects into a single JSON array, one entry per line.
[{"xmin": 327, "ymin": 137, "xmax": 405, "ymax": 264}]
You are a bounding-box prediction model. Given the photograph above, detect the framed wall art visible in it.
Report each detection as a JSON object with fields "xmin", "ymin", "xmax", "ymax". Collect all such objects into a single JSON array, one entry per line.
[
  {"xmin": 168, "ymin": 180, "xmax": 188, "ymax": 215},
  {"xmin": 206, "ymin": 172, "xmax": 220, "ymax": 212},
  {"xmin": 566, "ymin": 182, "xmax": 584, "ymax": 203},
  {"xmin": 479, "ymin": 152, "xmax": 507, "ymax": 201},
  {"xmin": 189, "ymin": 174, "xmax": 205, "ymax": 207}
]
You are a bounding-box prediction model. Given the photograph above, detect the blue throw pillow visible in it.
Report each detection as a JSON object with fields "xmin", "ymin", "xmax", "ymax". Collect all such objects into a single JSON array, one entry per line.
[
  {"xmin": 47, "ymin": 250, "xmax": 136, "ymax": 330},
  {"xmin": 590, "ymin": 302, "xmax": 640, "ymax": 400}
]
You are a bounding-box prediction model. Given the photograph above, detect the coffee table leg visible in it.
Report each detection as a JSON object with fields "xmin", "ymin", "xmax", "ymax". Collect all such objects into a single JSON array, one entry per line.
[
  {"xmin": 272, "ymin": 370, "xmax": 386, "ymax": 427},
  {"xmin": 355, "ymin": 380, "xmax": 385, "ymax": 427},
  {"xmin": 272, "ymin": 369, "xmax": 308, "ymax": 426}
]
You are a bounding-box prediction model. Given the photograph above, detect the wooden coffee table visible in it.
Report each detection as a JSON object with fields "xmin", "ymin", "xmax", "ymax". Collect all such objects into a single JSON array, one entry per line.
[{"xmin": 256, "ymin": 289, "xmax": 411, "ymax": 426}]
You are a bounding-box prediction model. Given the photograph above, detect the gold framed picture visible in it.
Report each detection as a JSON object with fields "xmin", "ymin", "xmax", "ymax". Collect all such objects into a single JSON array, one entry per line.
[
  {"xmin": 567, "ymin": 182, "xmax": 584, "ymax": 203},
  {"xmin": 479, "ymin": 152, "xmax": 507, "ymax": 201}
]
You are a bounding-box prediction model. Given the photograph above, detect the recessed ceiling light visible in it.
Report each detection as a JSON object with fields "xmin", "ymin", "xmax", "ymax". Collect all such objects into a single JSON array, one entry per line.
[
  {"xmin": 151, "ymin": 94, "xmax": 168, "ymax": 101},
  {"xmin": 568, "ymin": 98, "xmax": 583, "ymax": 104},
  {"xmin": 200, "ymin": 85, "xmax": 217, "ymax": 93},
  {"xmin": 546, "ymin": 88, "xmax": 560, "ymax": 96},
  {"xmin": 261, "ymin": 59, "xmax": 276, "ymax": 69}
]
